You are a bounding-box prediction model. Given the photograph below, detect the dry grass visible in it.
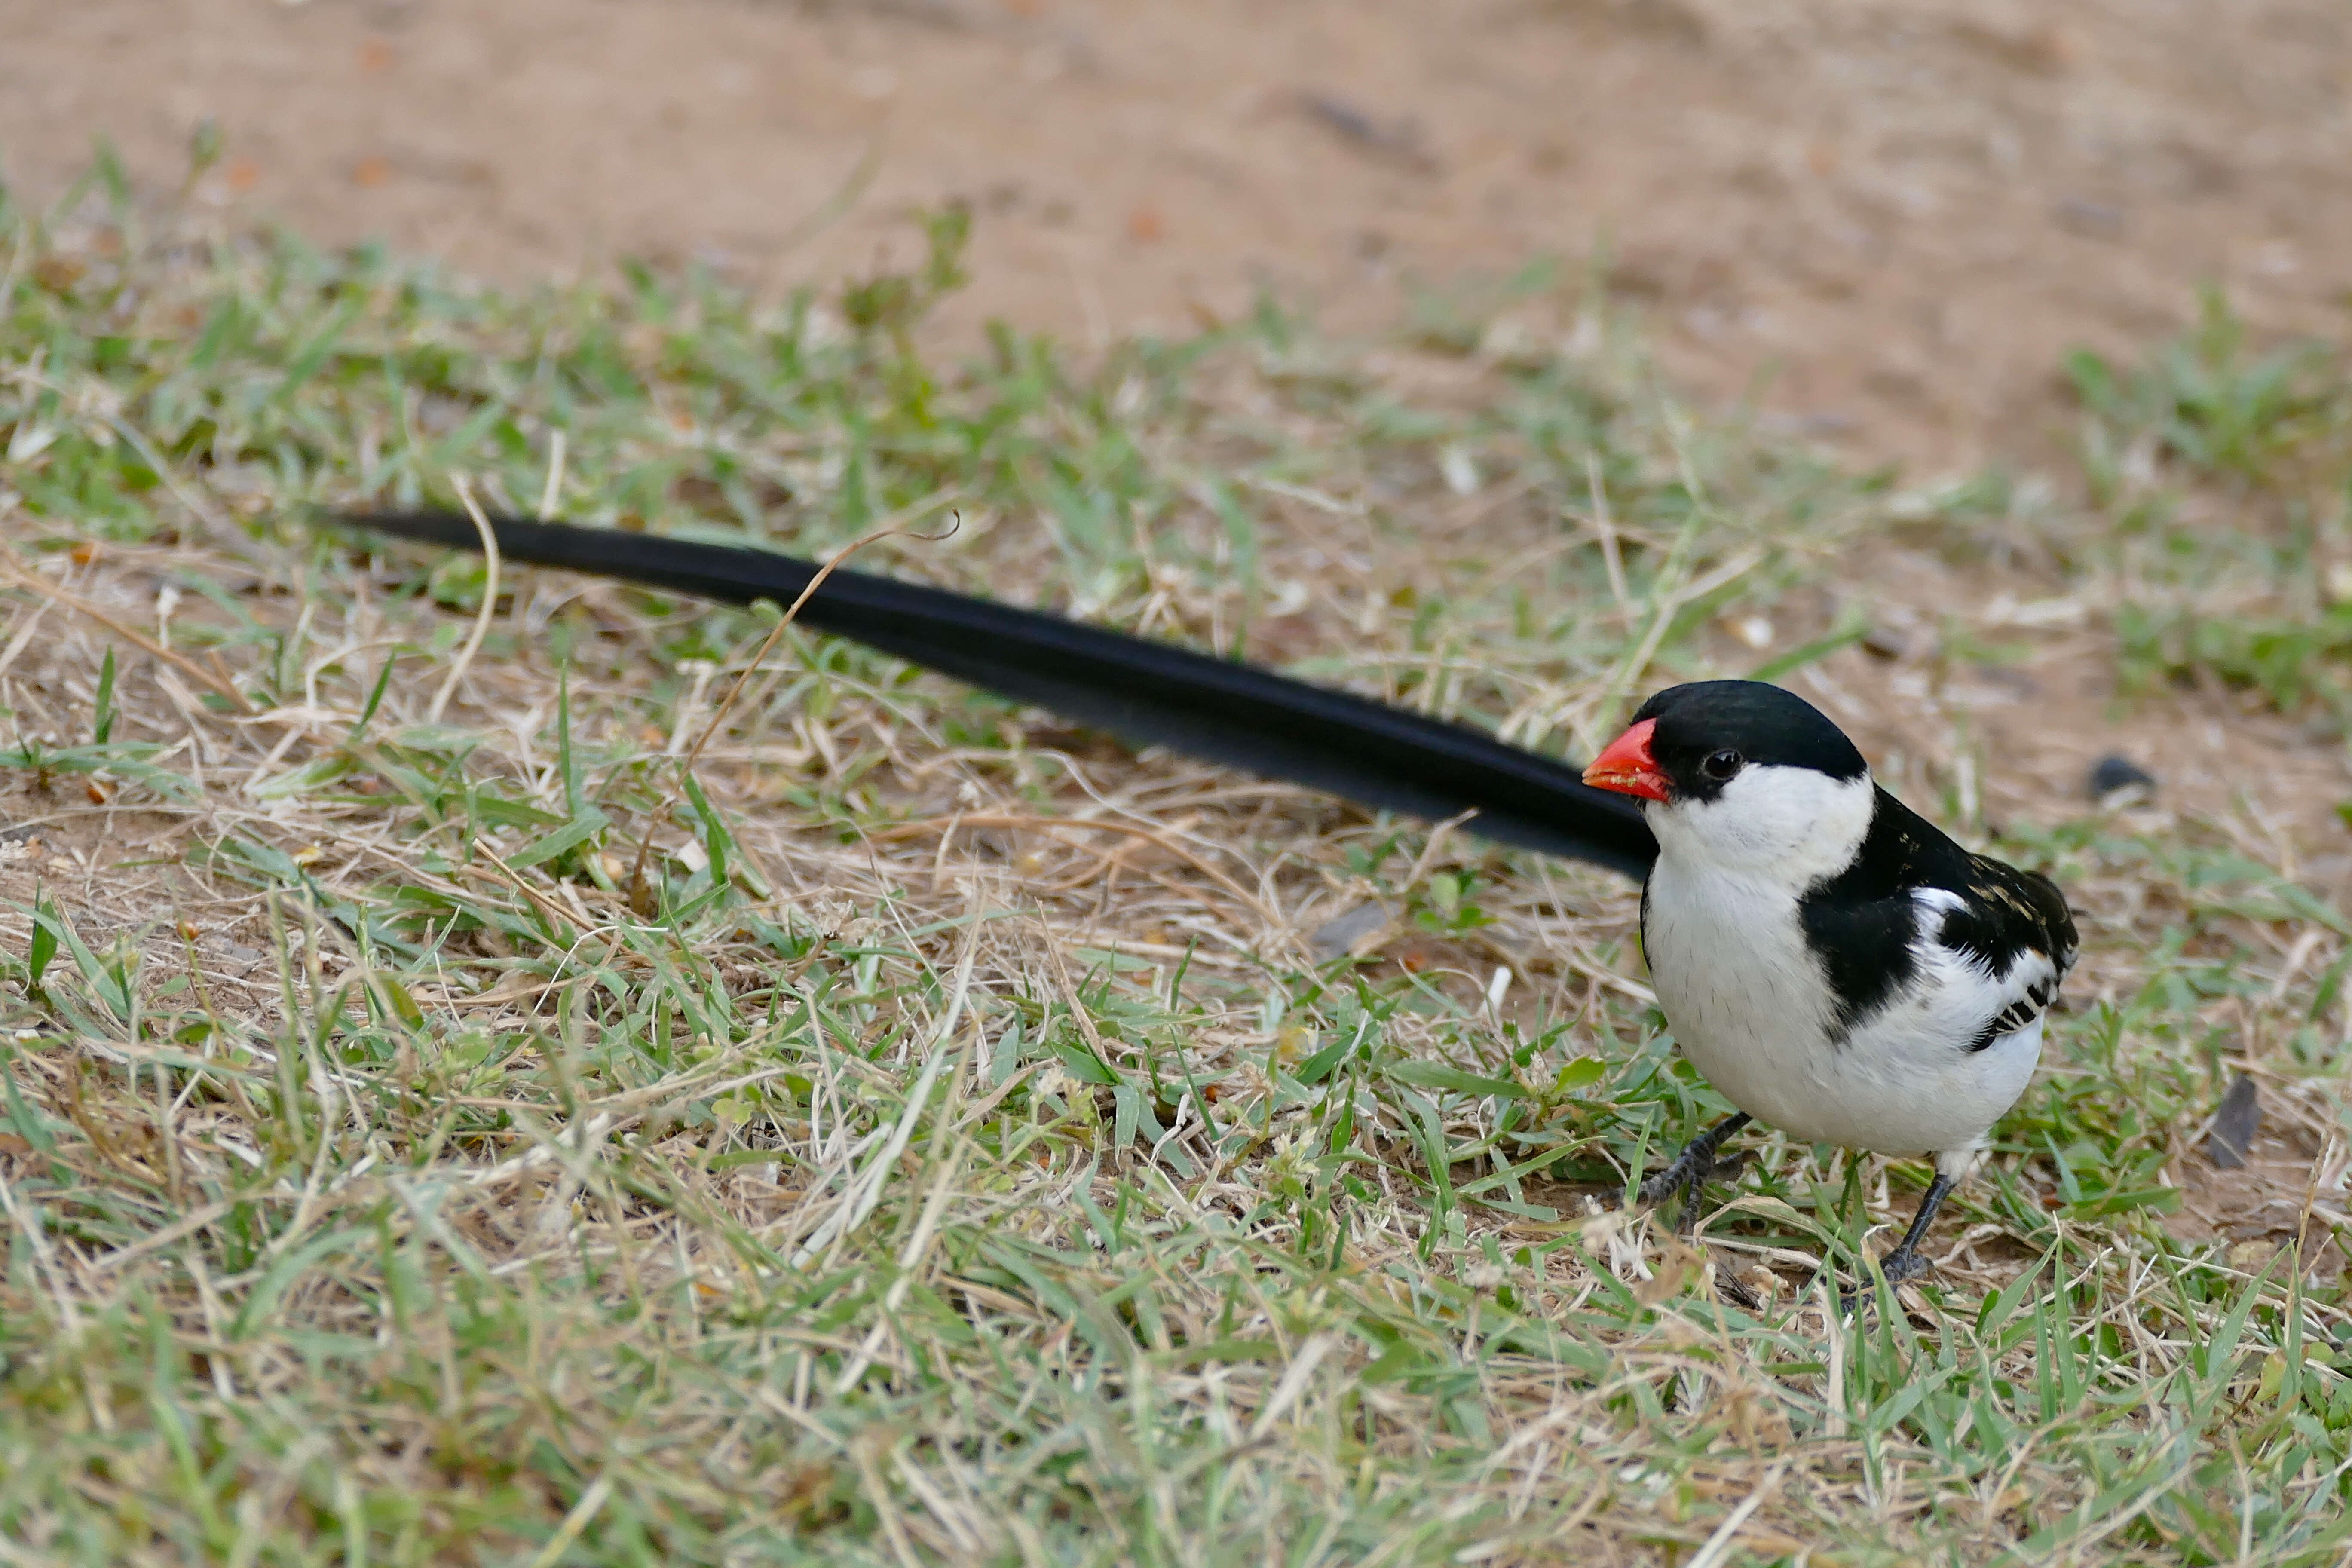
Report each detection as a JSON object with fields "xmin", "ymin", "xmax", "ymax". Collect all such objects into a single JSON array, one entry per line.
[{"xmin": 0, "ymin": 166, "xmax": 2347, "ymax": 1565}]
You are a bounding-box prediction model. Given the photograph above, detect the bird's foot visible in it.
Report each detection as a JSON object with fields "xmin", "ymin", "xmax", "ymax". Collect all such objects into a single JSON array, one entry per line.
[
  {"xmin": 1836, "ymin": 1243, "xmax": 1934, "ymax": 1317},
  {"xmin": 1877, "ymin": 1244, "xmax": 1933, "ymax": 1287},
  {"xmin": 1633, "ymin": 1115, "xmax": 1755, "ymax": 1231},
  {"xmin": 1637, "ymin": 1145, "xmax": 1751, "ymax": 1211},
  {"xmin": 1835, "ymin": 1170, "xmax": 1957, "ymax": 1315}
]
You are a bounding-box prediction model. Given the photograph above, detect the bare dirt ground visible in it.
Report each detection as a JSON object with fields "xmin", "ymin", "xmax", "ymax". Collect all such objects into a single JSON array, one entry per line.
[{"xmin": 4, "ymin": 0, "xmax": 2348, "ymax": 476}]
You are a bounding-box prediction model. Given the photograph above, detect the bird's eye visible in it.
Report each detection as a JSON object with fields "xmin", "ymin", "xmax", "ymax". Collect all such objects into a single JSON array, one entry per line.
[{"xmin": 1700, "ymin": 749, "xmax": 1743, "ymax": 781}]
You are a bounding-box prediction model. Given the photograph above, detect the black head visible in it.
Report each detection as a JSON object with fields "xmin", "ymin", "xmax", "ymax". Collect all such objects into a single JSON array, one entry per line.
[{"xmin": 1614, "ymin": 680, "xmax": 1868, "ymax": 804}]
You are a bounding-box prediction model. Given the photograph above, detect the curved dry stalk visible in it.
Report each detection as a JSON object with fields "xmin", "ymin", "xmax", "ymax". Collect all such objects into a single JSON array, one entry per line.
[{"xmin": 425, "ymin": 478, "xmax": 502, "ymax": 726}]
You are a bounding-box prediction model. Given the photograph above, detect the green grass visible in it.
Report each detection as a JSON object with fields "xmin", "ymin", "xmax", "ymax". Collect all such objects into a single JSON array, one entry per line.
[
  {"xmin": 2067, "ymin": 289, "xmax": 2352, "ymax": 726},
  {"xmin": 0, "ymin": 162, "xmax": 2347, "ymax": 1565}
]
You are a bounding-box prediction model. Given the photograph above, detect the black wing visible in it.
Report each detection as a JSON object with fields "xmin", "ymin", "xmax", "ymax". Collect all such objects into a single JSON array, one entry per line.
[
  {"xmin": 334, "ymin": 512, "xmax": 1659, "ymax": 878},
  {"xmin": 1799, "ymin": 788, "xmax": 2077, "ymax": 1046},
  {"xmin": 1944, "ymin": 856, "xmax": 2078, "ymax": 1050}
]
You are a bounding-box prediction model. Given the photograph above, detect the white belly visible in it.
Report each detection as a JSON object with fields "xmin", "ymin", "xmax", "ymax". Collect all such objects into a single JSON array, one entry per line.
[{"xmin": 1643, "ymin": 860, "xmax": 2042, "ymax": 1157}]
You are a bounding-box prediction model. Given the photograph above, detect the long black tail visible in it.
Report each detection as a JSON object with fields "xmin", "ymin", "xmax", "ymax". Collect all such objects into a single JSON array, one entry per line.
[{"xmin": 337, "ymin": 513, "xmax": 1658, "ymax": 878}]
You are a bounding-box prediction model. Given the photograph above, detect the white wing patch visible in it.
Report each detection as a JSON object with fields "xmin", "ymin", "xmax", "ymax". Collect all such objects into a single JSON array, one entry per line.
[
  {"xmin": 1911, "ymin": 887, "xmax": 2063, "ymax": 1054},
  {"xmin": 1912, "ymin": 887, "xmax": 1965, "ymax": 917}
]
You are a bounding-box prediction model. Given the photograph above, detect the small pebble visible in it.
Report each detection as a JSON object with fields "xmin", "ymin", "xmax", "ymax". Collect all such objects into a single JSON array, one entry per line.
[
  {"xmin": 2087, "ymin": 753, "xmax": 2157, "ymax": 806},
  {"xmin": 2205, "ymin": 1073, "xmax": 2261, "ymax": 1170},
  {"xmin": 2055, "ymin": 196, "xmax": 2125, "ymax": 237},
  {"xmin": 1860, "ymin": 625, "xmax": 1911, "ymax": 661},
  {"xmin": 1309, "ymin": 901, "xmax": 1391, "ymax": 960},
  {"xmin": 1297, "ymin": 91, "xmax": 1441, "ymax": 173}
]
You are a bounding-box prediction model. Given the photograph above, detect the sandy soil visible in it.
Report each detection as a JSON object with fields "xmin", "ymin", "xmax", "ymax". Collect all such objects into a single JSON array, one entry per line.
[{"xmin": 4, "ymin": 0, "xmax": 2348, "ymax": 475}]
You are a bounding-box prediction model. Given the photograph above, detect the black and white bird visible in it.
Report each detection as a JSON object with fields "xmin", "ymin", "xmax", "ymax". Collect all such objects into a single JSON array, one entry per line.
[
  {"xmin": 340, "ymin": 511, "xmax": 2075, "ymax": 1289},
  {"xmin": 1580, "ymin": 682, "xmax": 2078, "ymax": 1286}
]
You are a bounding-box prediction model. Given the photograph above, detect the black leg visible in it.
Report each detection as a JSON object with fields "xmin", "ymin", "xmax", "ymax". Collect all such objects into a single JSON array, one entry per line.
[
  {"xmin": 1874, "ymin": 1171, "xmax": 1957, "ymax": 1285},
  {"xmin": 1840, "ymin": 1170, "xmax": 1957, "ymax": 1314},
  {"xmin": 1635, "ymin": 1112, "xmax": 1753, "ymax": 1225}
]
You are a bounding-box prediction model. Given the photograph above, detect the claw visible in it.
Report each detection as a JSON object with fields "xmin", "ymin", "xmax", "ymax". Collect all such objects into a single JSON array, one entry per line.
[
  {"xmin": 1639, "ymin": 1149, "xmax": 1750, "ymax": 1231},
  {"xmin": 1838, "ymin": 1250, "xmax": 1931, "ymax": 1317},
  {"xmin": 1835, "ymin": 1177, "xmax": 1951, "ymax": 1314},
  {"xmin": 1632, "ymin": 1112, "xmax": 1753, "ymax": 1224}
]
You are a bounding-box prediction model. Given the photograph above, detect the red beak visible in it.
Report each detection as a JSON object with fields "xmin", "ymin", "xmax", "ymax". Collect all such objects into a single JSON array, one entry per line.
[{"xmin": 1583, "ymin": 718, "xmax": 1669, "ymax": 802}]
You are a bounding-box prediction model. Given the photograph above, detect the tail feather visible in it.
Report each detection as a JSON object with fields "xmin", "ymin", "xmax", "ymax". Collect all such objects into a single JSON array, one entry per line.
[{"xmin": 338, "ymin": 512, "xmax": 1658, "ymax": 878}]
